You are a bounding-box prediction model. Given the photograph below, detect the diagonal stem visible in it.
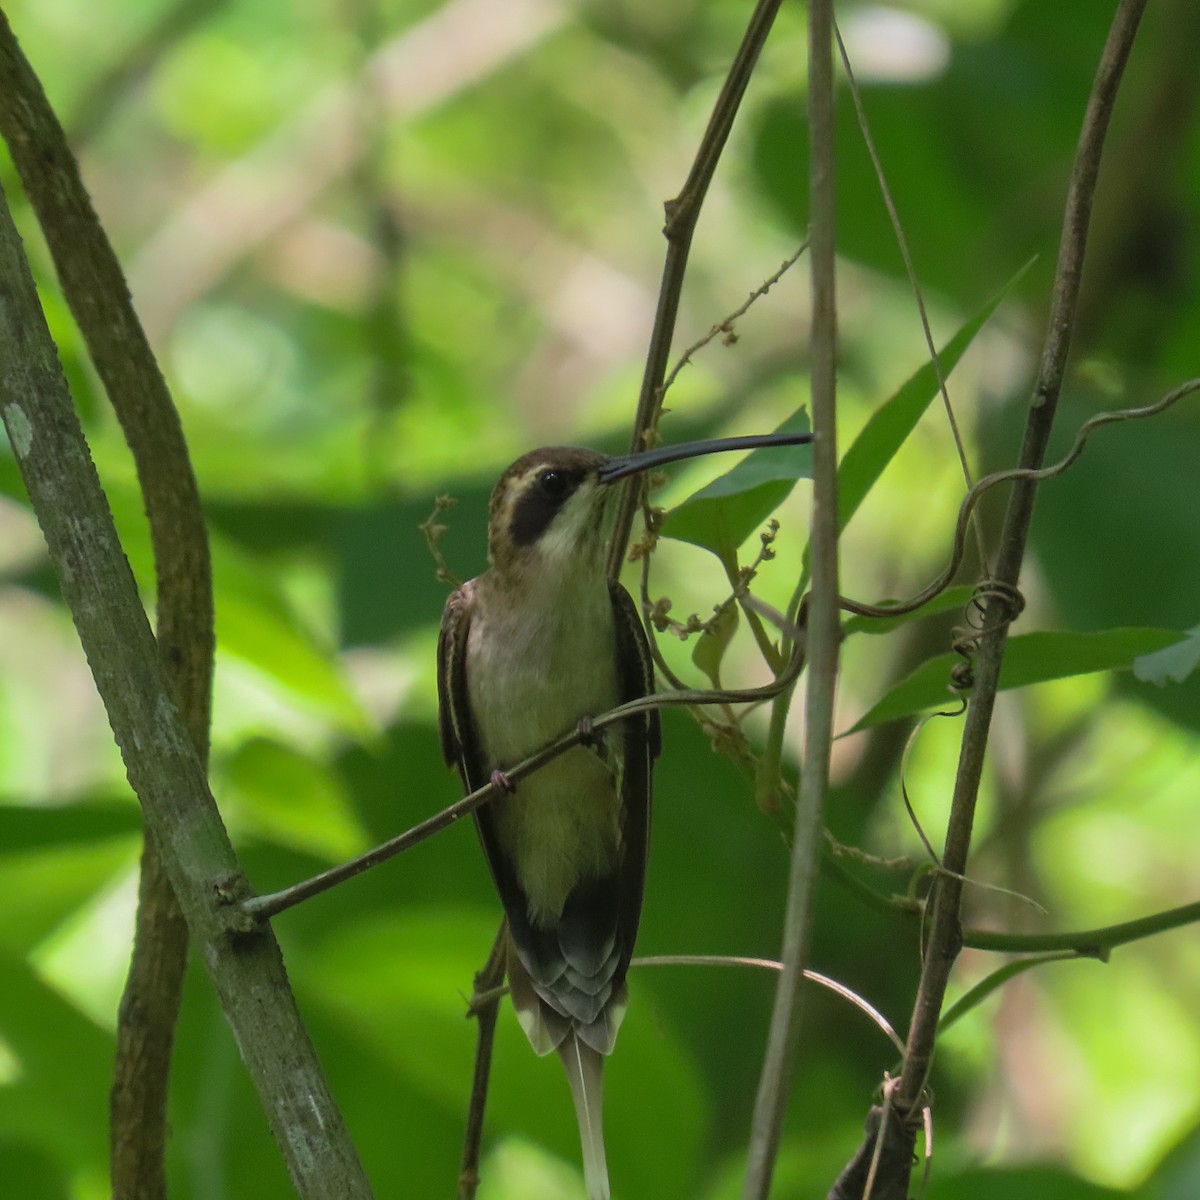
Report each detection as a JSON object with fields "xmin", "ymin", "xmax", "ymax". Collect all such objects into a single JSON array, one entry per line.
[
  {"xmin": 0, "ymin": 176, "xmax": 370, "ymax": 1200},
  {"xmin": 893, "ymin": 0, "xmax": 1149, "ymax": 1122},
  {"xmin": 607, "ymin": 0, "xmax": 785, "ymax": 578}
]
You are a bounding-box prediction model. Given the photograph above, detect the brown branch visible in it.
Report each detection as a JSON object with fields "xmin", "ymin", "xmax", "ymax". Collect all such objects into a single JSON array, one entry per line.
[
  {"xmin": 741, "ymin": 0, "xmax": 839, "ymax": 1194},
  {"xmin": 831, "ymin": 6, "xmax": 1150, "ymax": 1198},
  {"xmin": 0, "ymin": 181, "xmax": 371, "ymax": 1199},
  {"xmin": 457, "ymin": 923, "xmax": 507, "ymax": 1200},
  {"xmin": 0, "ymin": 16, "xmax": 216, "ymax": 1198},
  {"xmin": 606, "ymin": 0, "xmax": 785, "ymax": 578}
]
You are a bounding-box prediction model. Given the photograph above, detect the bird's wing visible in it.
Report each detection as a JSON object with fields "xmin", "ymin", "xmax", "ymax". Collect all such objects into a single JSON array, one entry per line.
[
  {"xmin": 608, "ymin": 580, "xmax": 658, "ymax": 987},
  {"xmin": 437, "ymin": 580, "xmax": 537, "ymax": 948},
  {"xmin": 436, "ymin": 581, "xmax": 477, "ymax": 775},
  {"xmin": 516, "ymin": 580, "xmax": 658, "ymax": 1054}
]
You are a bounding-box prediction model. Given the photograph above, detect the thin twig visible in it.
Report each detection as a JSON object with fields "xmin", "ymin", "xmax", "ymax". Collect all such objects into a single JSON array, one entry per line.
[
  {"xmin": 633, "ymin": 956, "xmax": 904, "ymax": 1054},
  {"xmin": 961, "ymin": 897, "xmax": 1200, "ymax": 955},
  {"xmin": 659, "ymin": 242, "xmax": 809, "ymax": 400},
  {"xmin": 837, "ymin": 375, "xmax": 1200, "ymax": 625},
  {"xmin": 243, "ymin": 671, "xmax": 811, "ymax": 921},
  {"xmin": 741, "ymin": 0, "xmax": 839, "ymax": 1194},
  {"xmin": 878, "ymin": 8, "xmax": 1151, "ymax": 1197},
  {"xmin": 607, "ymin": 0, "xmax": 785, "ymax": 578},
  {"xmin": 458, "ymin": 922, "xmax": 507, "ymax": 1200}
]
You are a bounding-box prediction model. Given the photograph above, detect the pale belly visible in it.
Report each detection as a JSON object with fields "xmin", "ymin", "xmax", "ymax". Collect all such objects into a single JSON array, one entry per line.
[{"xmin": 466, "ymin": 590, "xmax": 623, "ymax": 924}]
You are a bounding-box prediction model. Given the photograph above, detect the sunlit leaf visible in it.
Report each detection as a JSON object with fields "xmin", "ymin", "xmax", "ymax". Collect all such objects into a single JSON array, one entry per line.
[
  {"xmin": 838, "ymin": 260, "xmax": 1033, "ymax": 534},
  {"xmin": 0, "ymin": 954, "xmax": 112, "ymax": 1173},
  {"xmin": 847, "ymin": 628, "xmax": 1182, "ymax": 733},
  {"xmin": 218, "ymin": 738, "xmax": 369, "ymax": 860},
  {"xmin": 103, "ymin": 483, "xmax": 370, "ymax": 735}
]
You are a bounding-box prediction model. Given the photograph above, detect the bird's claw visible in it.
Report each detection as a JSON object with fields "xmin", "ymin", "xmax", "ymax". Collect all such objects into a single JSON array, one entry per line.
[
  {"xmin": 490, "ymin": 768, "xmax": 516, "ymax": 795},
  {"xmin": 576, "ymin": 715, "xmax": 603, "ymax": 748}
]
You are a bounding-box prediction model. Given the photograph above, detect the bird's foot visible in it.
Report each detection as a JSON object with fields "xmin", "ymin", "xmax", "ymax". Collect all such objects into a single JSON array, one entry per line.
[
  {"xmin": 576, "ymin": 715, "xmax": 603, "ymax": 749},
  {"xmin": 578, "ymin": 715, "xmax": 604, "ymax": 744},
  {"xmin": 576, "ymin": 715, "xmax": 614, "ymax": 768},
  {"xmin": 489, "ymin": 768, "xmax": 516, "ymax": 796}
]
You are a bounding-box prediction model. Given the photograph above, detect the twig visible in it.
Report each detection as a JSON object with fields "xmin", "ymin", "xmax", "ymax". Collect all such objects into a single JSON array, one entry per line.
[
  {"xmin": 0, "ymin": 180, "xmax": 371, "ymax": 1198},
  {"xmin": 961, "ymin": 897, "xmax": 1200, "ymax": 955},
  {"xmin": 607, "ymin": 0, "xmax": 785, "ymax": 578},
  {"xmin": 419, "ymin": 495, "xmax": 463, "ymax": 587},
  {"xmin": 659, "ymin": 243, "xmax": 809, "ymax": 400},
  {"xmin": 633, "ymin": 956, "xmax": 904, "ymax": 1054},
  {"xmin": 458, "ymin": 923, "xmax": 507, "ymax": 1200},
  {"xmin": 243, "ymin": 674, "xmax": 811, "ymax": 922},
  {"xmin": 837, "ymin": 375, "xmax": 1200, "ymax": 626},
  {"xmin": 937, "ymin": 951, "xmax": 1086, "ymax": 1033},
  {"xmin": 741, "ymin": 0, "xmax": 839, "ymax": 1194},
  {"xmin": 0, "ymin": 19, "xmax": 215, "ymax": 1199},
  {"xmin": 868, "ymin": 7, "xmax": 1152, "ymax": 1196}
]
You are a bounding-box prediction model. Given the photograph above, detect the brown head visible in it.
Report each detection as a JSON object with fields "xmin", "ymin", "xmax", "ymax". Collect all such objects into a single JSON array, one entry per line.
[
  {"xmin": 485, "ymin": 431, "xmax": 814, "ymax": 574},
  {"xmin": 486, "ymin": 447, "xmax": 610, "ymax": 573}
]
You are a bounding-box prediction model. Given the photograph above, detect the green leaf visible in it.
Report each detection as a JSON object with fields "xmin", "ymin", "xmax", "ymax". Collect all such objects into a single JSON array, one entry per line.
[
  {"xmin": 847, "ymin": 627, "xmax": 1183, "ymax": 734},
  {"xmin": 1133, "ymin": 626, "xmax": 1200, "ymax": 687},
  {"xmin": 1142, "ymin": 1120, "xmax": 1200, "ymax": 1200},
  {"xmin": 0, "ymin": 799, "xmax": 140, "ymax": 855},
  {"xmin": 659, "ymin": 410, "xmax": 812, "ymax": 560},
  {"xmin": 0, "ymin": 953, "xmax": 112, "ymax": 1172},
  {"xmin": 209, "ymin": 534, "xmax": 371, "ymax": 734},
  {"xmin": 838, "ymin": 259, "xmax": 1034, "ymax": 534}
]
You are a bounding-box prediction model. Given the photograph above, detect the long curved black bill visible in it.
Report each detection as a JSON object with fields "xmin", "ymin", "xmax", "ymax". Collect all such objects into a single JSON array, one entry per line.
[{"xmin": 597, "ymin": 431, "xmax": 813, "ymax": 484}]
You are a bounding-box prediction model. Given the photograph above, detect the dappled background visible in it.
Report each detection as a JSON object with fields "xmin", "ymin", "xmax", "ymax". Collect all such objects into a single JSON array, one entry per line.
[{"xmin": 1, "ymin": 0, "xmax": 1199, "ymax": 1197}]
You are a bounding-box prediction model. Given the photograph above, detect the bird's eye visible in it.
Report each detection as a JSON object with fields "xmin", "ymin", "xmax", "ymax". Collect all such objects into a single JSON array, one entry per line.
[{"xmin": 538, "ymin": 469, "xmax": 569, "ymax": 497}]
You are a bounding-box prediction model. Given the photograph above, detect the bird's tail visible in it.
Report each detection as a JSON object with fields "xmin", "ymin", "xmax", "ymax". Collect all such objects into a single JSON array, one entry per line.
[{"xmin": 557, "ymin": 1031, "xmax": 609, "ymax": 1200}]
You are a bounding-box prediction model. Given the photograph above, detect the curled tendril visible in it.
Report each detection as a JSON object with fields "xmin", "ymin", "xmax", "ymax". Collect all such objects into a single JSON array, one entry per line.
[{"xmin": 948, "ymin": 581, "xmax": 1026, "ymax": 693}]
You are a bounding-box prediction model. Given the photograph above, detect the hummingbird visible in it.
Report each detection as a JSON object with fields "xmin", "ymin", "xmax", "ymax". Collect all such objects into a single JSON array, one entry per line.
[{"xmin": 437, "ymin": 430, "xmax": 811, "ymax": 1199}]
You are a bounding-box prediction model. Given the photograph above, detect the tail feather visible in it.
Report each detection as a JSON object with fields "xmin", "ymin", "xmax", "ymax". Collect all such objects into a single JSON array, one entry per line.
[
  {"xmin": 557, "ymin": 1032, "xmax": 609, "ymax": 1200},
  {"xmin": 508, "ymin": 944, "xmax": 570, "ymax": 1055},
  {"xmin": 506, "ymin": 931, "xmax": 616, "ymax": 1198}
]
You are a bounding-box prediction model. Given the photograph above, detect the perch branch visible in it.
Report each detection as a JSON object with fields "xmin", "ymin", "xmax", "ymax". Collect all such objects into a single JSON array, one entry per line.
[{"xmin": 0, "ymin": 178, "xmax": 371, "ymax": 1199}]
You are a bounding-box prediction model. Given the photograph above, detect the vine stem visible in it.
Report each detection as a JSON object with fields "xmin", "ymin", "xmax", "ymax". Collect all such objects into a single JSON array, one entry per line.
[
  {"xmin": 850, "ymin": 6, "xmax": 1152, "ymax": 1196},
  {"xmin": 741, "ymin": 0, "xmax": 839, "ymax": 1195}
]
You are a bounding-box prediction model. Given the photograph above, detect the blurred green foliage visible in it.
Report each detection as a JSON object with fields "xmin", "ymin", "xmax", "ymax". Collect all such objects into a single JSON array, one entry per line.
[{"xmin": 1, "ymin": 0, "xmax": 1199, "ymax": 1197}]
